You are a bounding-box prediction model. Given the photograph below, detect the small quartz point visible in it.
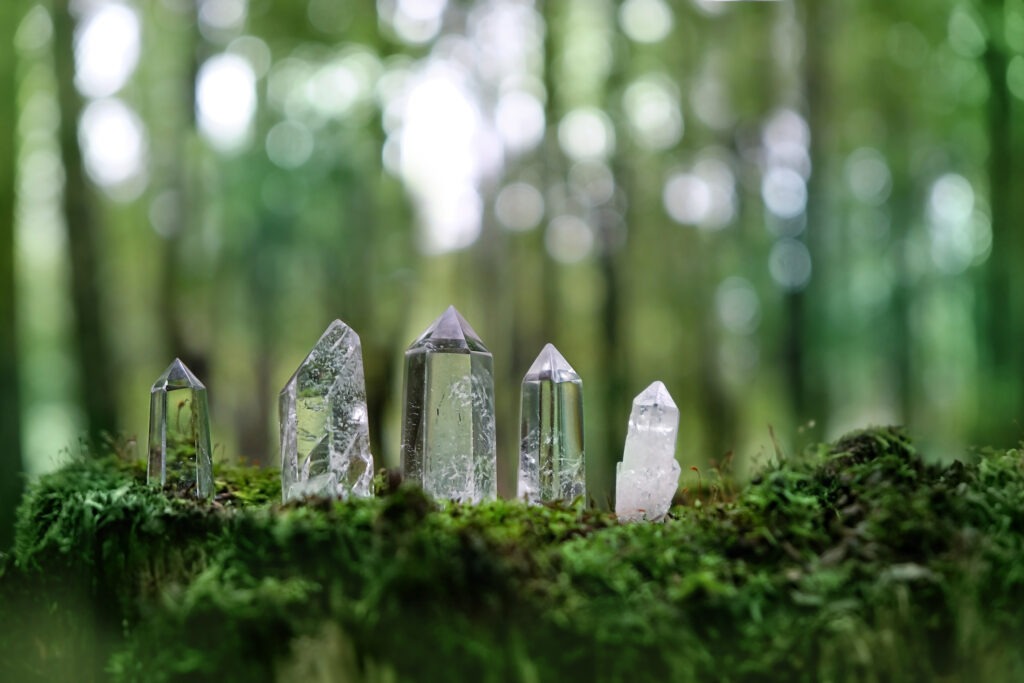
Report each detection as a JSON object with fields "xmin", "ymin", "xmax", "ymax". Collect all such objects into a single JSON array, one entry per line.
[
  {"xmin": 401, "ymin": 306, "xmax": 497, "ymax": 503},
  {"xmin": 518, "ymin": 343, "xmax": 585, "ymax": 504},
  {"xmin": 148, "ymin": 358, "xmax": 214, "ymax": 499},
  {"xmin": 615, "ymin": 381, "xmax": 681, "ymax": 522},
  {"xmin": 280, "ymin": 320, "xmax": 374, "ymax": 502}
]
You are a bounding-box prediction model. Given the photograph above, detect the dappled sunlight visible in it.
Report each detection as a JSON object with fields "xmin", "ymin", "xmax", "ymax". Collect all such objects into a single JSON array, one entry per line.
[
  {"xmin": 844, "ymin": 148, "xmax": 892, "ymax": 206},
  {"xmin": 663, "ymin": 155, "xmax": 735, "ymax": 230},
  {"xmin": 769, "ymin": 238, "xmax": 812, "ymax": 291},
  {"xmin": 73, "ymin": 1, "xmax": 139, "ymax": 99},
  {"xmin": 196, "ymin": 53, "xmax": 257, "ymax": 151},
  {"xmin": 494, "ymin": 90, "xmax": 545, "ymax": 154},
  {"xmin": 558, "ymin": 108, "xmax": 615, "ymax": 161},
  {"xmin": 926, "ymin": 173, "xmax": 991, "ymax": 273},
  {"xmin": 618, "ymin": 0, "xmax": 674, "ymax": 44},
  {"xmin": 622, "ymin": 73, "xmax": 683, "ymax": 151},
  {"xmin": 198, "ymin": 0, "xmax": 247, "ymax": 36},
  {"xmin": 495, "ymin": 181, "xmax": 544, "ymax": 232},
  {"xmin": 392, "ymin": 63, "xmax": 495, "ymax": 253},
  {"xmin": 79, "ymin": 97, "xmax": 147, "ymax": 196},
  {"xmin": 761, "ymin": 167, "xmax": 806, "ymax": 219},
  {"xmin": 715, "ymin": 277, "xmax": 761, "ymax": 336},
  {"xmin": 379, "ymin": 0, "xmax": 447, "ymax": 45},
  {"xmin": 545, "ymin": 214, "xmax": 595, "ymax": 264}
]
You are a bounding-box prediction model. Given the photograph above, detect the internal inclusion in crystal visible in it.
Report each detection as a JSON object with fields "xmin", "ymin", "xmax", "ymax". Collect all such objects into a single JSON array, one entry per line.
[
  {"xmin": 280, "ymin": 320, "xmax": 374, "ymax": 502},
  {"xmin": 401, "ymin": 306, "xmax": 497, "ymax": 503},
  {"xmin": 518, "ymin": 343, "xmax": 585, "ymax": 504},
  {"xmin": 148, "ymin": 358, "xmax": 213, "ymax": 499},
  {"xmin": 615, "ymin": 381, "xmax": 680, "ymax": 522}
]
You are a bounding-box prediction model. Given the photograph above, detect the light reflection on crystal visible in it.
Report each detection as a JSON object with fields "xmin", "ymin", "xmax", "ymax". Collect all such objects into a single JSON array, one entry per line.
[
  {"xmin": 148, "ymin": 358, "xmax": 213, "ymax": 499},
  {"xmin": 401, "ymin": 306, "xmax": 496, "ymax": 502},
  {"xmin": 518, "ymin": 343, "xmax": 585, "ymax": 504},
  {"xmin": 615, "ymin": 380, "xmax": 680, "ymax": 521},
  {"xmin": 280, "ymin": 320, "xmax": 374, "ymax": 502}
]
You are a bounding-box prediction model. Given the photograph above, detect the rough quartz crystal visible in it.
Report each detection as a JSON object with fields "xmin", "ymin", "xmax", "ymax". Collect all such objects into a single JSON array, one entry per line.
[
  {"xmin": 518, "ymin": 343, "xmax": 585, "ymax": 504},
  {"xmin": 615, "ymin": 381, "xmax": 681, "ymax": 521},
  {"xmin": 401, "ymin": 306, "xmax": 496, "ymax": 502},
  {"xmin": 280, "ymin": 320, "xmax": 374, "ymax": 502},
  {"xmin": 148, "ymin": 358, "xmax": 214, "ymax": 499}
]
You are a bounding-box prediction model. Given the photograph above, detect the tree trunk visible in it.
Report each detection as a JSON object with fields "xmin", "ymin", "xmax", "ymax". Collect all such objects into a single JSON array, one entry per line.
[
  {"xmin": 53, "ymin": 1, "xmax": 119, "ymax": 441},
  {"xmin": 793, "ymin": 0, "xmax": 832, "ymax": 435},
  {"xmin": 0, "ymin": 0, "xmax": 24, "ymax": 548},
  {"xmin": 981, "ymin": 37, "xmax": 1024, "ymax": 443}
]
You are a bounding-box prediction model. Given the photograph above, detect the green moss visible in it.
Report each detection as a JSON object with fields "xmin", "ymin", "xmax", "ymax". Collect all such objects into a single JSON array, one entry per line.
[{"xmin": 3, "ymin": 428, "xmax": 1024, "ymax": 682}]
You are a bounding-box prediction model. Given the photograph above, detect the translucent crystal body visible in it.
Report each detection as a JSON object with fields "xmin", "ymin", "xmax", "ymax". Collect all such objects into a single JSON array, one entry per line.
[
  {"xmin": 280, "ymin": 320, "xmax": 374, "ymax": 502},
  {"xmin": 518, "ymin": 343, "xmax": 585, "ymax": 504},
  {"xmin": 148, "ymin": 358, "xmax": 213, "ymax": 499},
  {"xmin": 615, "ymin": 381, "xmax": 681, "ymax": 521},
  {"xmin": 401, "ymin": 306, "xmax": 496, "ymax": 502}
]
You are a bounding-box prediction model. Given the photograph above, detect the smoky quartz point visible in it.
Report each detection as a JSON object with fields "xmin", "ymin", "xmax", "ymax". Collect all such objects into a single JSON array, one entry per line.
[
  {"xmin": 615, "ymin": 381, "xmax": 681, "ymax": 521},
  {"xmin": 517, "ymin": 343, "xmax": 585, "ymax": 504},
  {"xmin": 400, "ymin": 306, "xmax": 497, "ymax": 503},
  {"xmin": 280, "ymin": 320, "xmax": 374, "ymax": 502},
  {"xmin": 148, "ymin": 358, "xmax": 214, "ymax": 499}
]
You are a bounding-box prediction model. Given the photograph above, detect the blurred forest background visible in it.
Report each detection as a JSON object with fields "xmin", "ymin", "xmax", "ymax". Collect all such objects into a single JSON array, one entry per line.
[{"xmin": 2, "ymin": 0, "xmax": 1024, "ymax": 540}]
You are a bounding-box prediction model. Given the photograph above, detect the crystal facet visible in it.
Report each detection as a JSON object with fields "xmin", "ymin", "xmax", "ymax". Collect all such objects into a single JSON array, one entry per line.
[
  {"xmin": 517, "ymin": 343, "xmax": 585, "ymax": 504},
  {"xmin": 615, "ymin": 381, "xmax": 681, "ymax": 521},
  {"xmin": 400, "ymin": 306, "xmax": 497, "ymax": 502},
  {"xmin": 280, "ymin": 320, "xmax": 374, "ymax": 502},
  {"xmin": 148, "ymin": 358, "xmax": 213, "ymax": 499}
]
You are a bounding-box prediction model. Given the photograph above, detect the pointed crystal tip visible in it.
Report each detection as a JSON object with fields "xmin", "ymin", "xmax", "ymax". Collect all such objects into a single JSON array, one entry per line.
[
  {"xmin": 524, "ymin": 343, "xmax": 580, "ymax": 383},
  {"xmin": 409, "ymin": 305, "xmax": 487, "ymax": 352},
  {"xmin": 323, "ymin": 319, "xmax": 355, "ymax": 338},
  {"xmin": 635, "ymin": 381, "xmax": 675, "ymax": 409},
  {"xmin": 153, "ymin": 358, "xmax": 205, "ymax": 391},
  {"xmin": 280, "ymin": 319, "xmax": 360, "ymax": 395}
]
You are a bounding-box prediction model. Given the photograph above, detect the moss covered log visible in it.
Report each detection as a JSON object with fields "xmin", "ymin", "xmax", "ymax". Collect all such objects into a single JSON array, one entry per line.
[{"xmin": 3, "ymin": 427, "xmax": 1024, "ymax": 682}]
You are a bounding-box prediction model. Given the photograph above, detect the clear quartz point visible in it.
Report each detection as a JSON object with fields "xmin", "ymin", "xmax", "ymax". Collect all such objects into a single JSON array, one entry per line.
[
  {"xmin": 280, "ymin": 320, "xmax": 374, "ymax": 502},
  {"xmin": 400, "ymin": 306, "xmax": 497, "ymax": 503},
  {"xmin": 148, "ymin": 358, "xmax": 214, "ymax": 499},
  {"xmin": 615, "ymin": 381, "xmax": 681, "ymax": 522},
  {"xmin": 517, "ymin": 343, "xmax": 585, "ymax": 504}
]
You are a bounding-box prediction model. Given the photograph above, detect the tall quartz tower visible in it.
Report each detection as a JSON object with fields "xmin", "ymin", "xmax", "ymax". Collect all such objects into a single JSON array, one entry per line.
[
  {"xmin": 518, "ymin": 343, "xmax": 585, "ymax": 503},
  {"xmin": 615, "ymin": 381, "xmax": 680, "ymax": 521},
  {"xmin": 280, "ymin": 320, "xmax": 374, "ymax": 501},
  {"xmin": 148, "ymin": 358, "xmax": 214, "ymax": 499},
  {"xmin": 401, "ymin": 306, "xmax": 497, "ymax": 502}
]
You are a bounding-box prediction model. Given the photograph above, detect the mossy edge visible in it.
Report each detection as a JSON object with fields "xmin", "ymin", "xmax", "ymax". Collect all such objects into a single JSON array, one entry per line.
[{"xmin": 3, "ymin": 427, "xmax": 1024, "ymax": 682}]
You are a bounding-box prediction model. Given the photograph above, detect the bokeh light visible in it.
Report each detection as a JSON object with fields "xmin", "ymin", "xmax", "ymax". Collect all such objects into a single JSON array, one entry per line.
[
  {"xmin": 618, "ymin": 0, "xmax": 674, "ymax": 44},
  {"xmin": 495, "ymin": 182, "xmax": 545, "ymax": 232},
  {"xmin": 79, "ymin": 97, "xmax": 147, "ymax": 197},
  {"xmin": 663, "ymin": 155, "xmax": 736, "ymax": 230},
  {"xmin": 546, "ymin": 215, "xmax": 595, "ymax": 264},
  {"xmin": 769, "ymin": 238, "xmax": 812, "ymax": 291},
  {"xmin": 558, "ymin": 108, "xmax": 615, "ymax": 162},
  {"xmin": 74, "ymin": 2, "xmax": 140, "ymax": 99},
  {"xmin": 196, "ymin": 53, "xmax": 257, "ymax": 152},
  {"xmin": 716, "ymin": 277, "xmax": 761, "ymax": 335},
  {"xmin": 623, "ymin": 74, "xmax": 683, "ymax": 151},
  {"xmin": 844, "ymin": 148, "xmax": 892, "ymax": 206}
]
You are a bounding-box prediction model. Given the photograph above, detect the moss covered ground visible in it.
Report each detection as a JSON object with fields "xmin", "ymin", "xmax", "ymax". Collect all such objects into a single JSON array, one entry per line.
[{"xmin": 2, "ymin": 427, "xmax": 1024, "ymax": 682}]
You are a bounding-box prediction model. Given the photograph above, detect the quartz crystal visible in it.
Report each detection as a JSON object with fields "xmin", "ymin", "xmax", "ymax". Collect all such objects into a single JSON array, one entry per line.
[
  {"xmin": 615, "ymin": 381, "xmax": 681, "ymax": 521},
  {"xmin": 518, "ymin": 343, "xmax": 585, "ymax": 504},
  {"xmin": 401, "ymin": 306, "xmax": 496, "ymax": 502},
  {"xmin": 280, "ymin": 320, "xmax": 374, "ymax": 502},
  {"xmin": 148, "ymin": 358, "xmax": 213, "ymax": 499}
]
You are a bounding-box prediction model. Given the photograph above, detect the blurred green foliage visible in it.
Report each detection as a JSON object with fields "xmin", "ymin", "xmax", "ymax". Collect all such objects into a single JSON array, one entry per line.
[{"xmin": 2, "ymin": 0, "xmax": 1024, "ymax": 540}]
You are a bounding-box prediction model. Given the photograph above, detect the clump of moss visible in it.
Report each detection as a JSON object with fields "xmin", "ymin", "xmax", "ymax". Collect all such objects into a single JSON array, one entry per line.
[{"xmin": 3, "ymin": 428, "xmax": 1024, "ymax": 683}]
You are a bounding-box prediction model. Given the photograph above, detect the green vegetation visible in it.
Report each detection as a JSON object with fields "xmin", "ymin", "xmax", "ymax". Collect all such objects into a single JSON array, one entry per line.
[{"xmin": 3, "ymin": 427, "xmax": 1024, "ymax": 682}]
